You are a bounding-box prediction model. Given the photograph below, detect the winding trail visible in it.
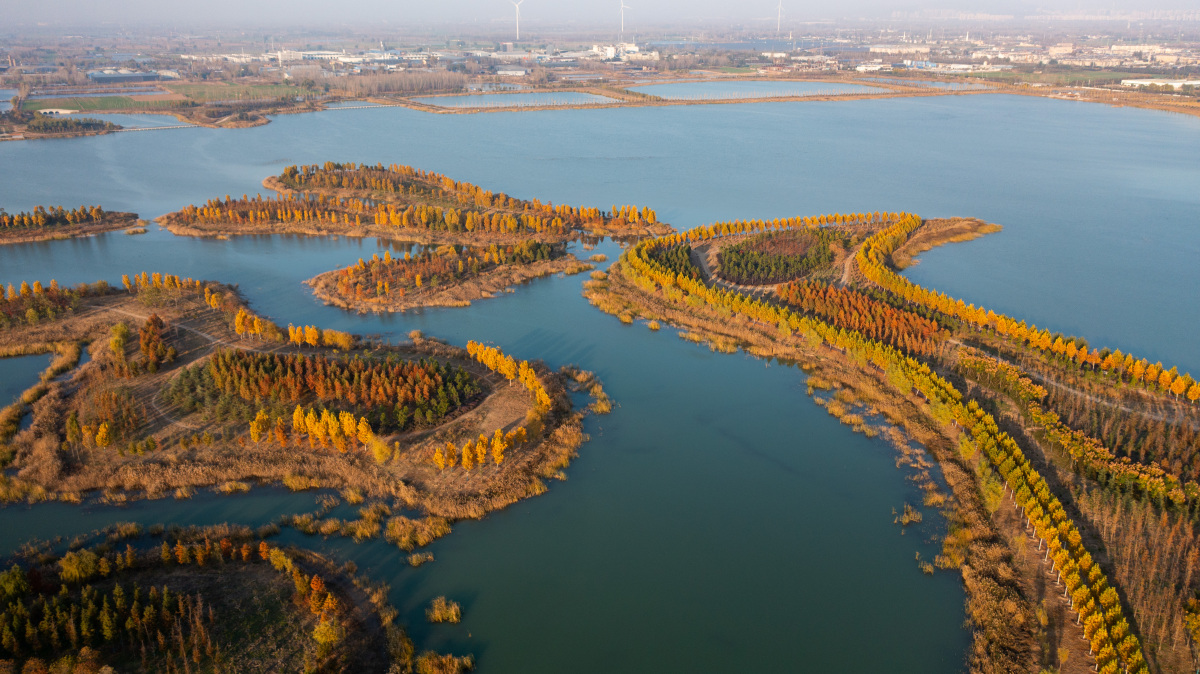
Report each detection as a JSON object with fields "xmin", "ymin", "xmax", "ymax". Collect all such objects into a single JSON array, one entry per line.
[
  {"xmin": 953, "ymin": 338, "xmax": 1200, "ymax": 430},
  {"xmin": 839, "ymin": 242, "xmax": 865, "ymax": 287},
  {"xmin": 84, "ymin": 303, "xmax": 283, "ymax": 431}
]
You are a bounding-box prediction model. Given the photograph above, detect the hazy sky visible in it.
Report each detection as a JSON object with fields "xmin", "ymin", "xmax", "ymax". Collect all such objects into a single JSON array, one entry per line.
[{"xmin": 4, "ymin": 0, "xmax": 1195, "ymax": 29}]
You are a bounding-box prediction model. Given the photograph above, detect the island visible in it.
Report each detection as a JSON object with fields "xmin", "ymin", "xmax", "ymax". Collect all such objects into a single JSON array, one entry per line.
[
  {"xmin": 584, "ymin": 210, "xmax": 1188, "ymax": 674},
  {"xmin": 0, "ymin": 110, "xmax": 122, "ymax": 141},
  {"xmin": 157, "ymin": 162, "xmax": 675, "ymax": 243},
  {"xmin": 0, "ymin": 271, "xmax": 599, "ymax": 526},
  {"xmin": 307, "ymin": 241, "xmax": 593, "ymax": 312},
  {"xmin": 0, "ymin": 206, "xmax": 141, "ymax": 244},
  {"xmin": 0, "ymin": 264, "xmax": 614, "ymax": 673},
  {"xmin": 0, "ymin": 524, "xmax": 473, "ymax": 673}
]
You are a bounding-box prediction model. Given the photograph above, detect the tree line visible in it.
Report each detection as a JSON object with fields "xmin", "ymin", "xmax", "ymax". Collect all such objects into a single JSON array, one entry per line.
[
  {"xmin": 718, "ymin": 229, "xmax": 838, "ymax": 285},
  {"xmin": 24, "ymin": 116, "xmax": 118, "ymax": 135},
  {"xmin": 681, "ymin": 211, "xmax": 900, "ymax": 243},
  {"xmin": 122, "ymin": 270, "xmax": 287, "ymax": 345},
  {"xmin": 958, "ymin": 351, "xmax": 1198, "ymax": 511},
  {"xmin": 0, "ymin": 205, "xmax": 110, "ymax": 231},
  {"xmin": 0, "ymin": 536, "xmax": 351, "ymax": 673},
  {"xmin": 285, "ymin": 324, "xmax": 356, "ymax": 350},
  {"xmin": 623, "ymin": 224, "xmax": 1148, "ymax": 674},
  {"xmin": 778, "ymin": 280, "xmax": 947, "ymax": 357},
  {"xmin": 0, "ymin": 279, "xmax": 111, "ymax": 330},
  {"xmin": 173, "ymin": 191, "xmax": 572, "ymax": 237},
  {"xmin": 465, "ymin": 341, "xmax": 553, "ymax": 409},
  {"xmin": 332, "ymin": 241, "xmax": 556, "ymax": 302},
  {"xmin": 854, "ymin": 215, "xmax": 1199, "ymax": 401},
  {"xmin": 433, "ymin": 427, "xmax": 527, "ymax": 470},
  {"xmin": 279, "ymin": 162, "xmax": 659, "ymax": 229},
  {"xmin": 334, "ymin": 71, "xmax": 468, "ymax": 96},
  {"xmin": 243, "ymin": 405, "xmax": 385, "ymax": 460},
  {"xmin": 170, "ymin": 348, "xmax": 479, "ymax": 434}
]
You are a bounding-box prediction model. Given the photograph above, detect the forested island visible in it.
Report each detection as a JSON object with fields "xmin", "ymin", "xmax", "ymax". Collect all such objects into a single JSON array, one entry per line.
[
  {"xmin": 0, "ymin": 261, "xmax": 614, "ymax": 673},
  {"xmin": 0, "ymin": 206, "xmax": 140, "ymax": 244},
  {"xmin": 307, "ymin": 241, "xmax": 593, "ymax": 312},
  {"xmin": 0, "ymin": 523, "xmax": 476, "ymax": 673},
  {"xmin": 586, "ymin": 210, "xmax": 1198, "ymax": 674},
  {"xmin": 0, "ymin": 110, "xmax": 122, "ymax": 141},
  {"xmin": 158, "ymin": 162, "xmax": 674, "ymax": 243},
  {"xmin": 0, "ymin": 270, "xmax": 597, "ymax": 524}
]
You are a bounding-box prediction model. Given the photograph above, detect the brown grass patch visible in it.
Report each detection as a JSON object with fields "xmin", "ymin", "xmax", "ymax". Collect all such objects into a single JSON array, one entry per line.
[{"xmin": 891, "ymin": 217, "xmax": 1003, "ymax": 269}]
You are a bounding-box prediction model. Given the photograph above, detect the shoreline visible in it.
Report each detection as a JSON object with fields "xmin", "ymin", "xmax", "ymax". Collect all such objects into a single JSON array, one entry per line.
[
  {"xmin": 307, "ymin": 255, "xmax": 593, "ymax": 313},
  {"xmin": 0, "ymin": 213, "xmax": 140, "ymax": 245},
  {"xmin": 0, "ymin": 282, "xmax": 598, "ymax": 524},
  {"xmin": 4, "ymin": 76, "xmax": 1197, "ymax": 145},
  {"xmin": 581, "ymin": 211, "xmax": 1174, "ymax": 672}
]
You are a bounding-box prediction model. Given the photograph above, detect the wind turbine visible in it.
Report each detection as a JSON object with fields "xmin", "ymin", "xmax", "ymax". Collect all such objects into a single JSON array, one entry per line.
[
  {"xmin": 512, "ymin": 0, "xmax": 523, "ymax": 41},
  {"xmin": 620, "ymin": 1, "xmax": 630, "ymax": 39}
]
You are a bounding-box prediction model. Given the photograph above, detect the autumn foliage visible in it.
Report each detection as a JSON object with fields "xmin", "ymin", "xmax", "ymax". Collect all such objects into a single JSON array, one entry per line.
[
  {"xmin": 465, "ymin": 341, "xmax": 552, "ymax": 409},
  {"xmin": 0, "ymin": 278, "xmax": 110, "ymax": 329},
  {"xmin": 619, "ymin": 213, "xmax": 1148, "ymax": 674},
  {"xmin": 0, "ymin": 204, "xmax": 110, "ymax": 230},
  {"xmin": 959, "ymin": 351, "xmax": 1200, "ymax": 508},
  {"xmin": 279, "ymin": 161, "xmax": 659, "ymax": 232},
  {"xmin": 331, "ymin": 241, "xmax": 556, "ymax": 302},
  {"xmin": 778, "ymin": 280, "xmax": 947, "ymax": 357},
  {"xmin": 854, "ymin": 215, "xmax": 1198, "ymax": 399},
  {"xmin": 719, "ymin": 229, "xmax": 840, "ymax": 285},
  {"xmin": 188, "ymin": 348, "xmax": 479, "ymax": 431}
]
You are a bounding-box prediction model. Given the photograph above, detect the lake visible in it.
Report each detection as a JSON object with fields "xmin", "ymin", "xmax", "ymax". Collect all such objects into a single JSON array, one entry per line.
[
  {"xmin": 411, "ymin": 92, "xmax": 617, "ymax": 108},
  {"xmin": 861, "ymin": 77, "xmax": 990, "ymax": 91},
  {"xmin": 629, "ymin": 80, "xmax": 883, "ymax": 100},
  {"xmin": 1, "ymin": 91, "xmax": 1197, "ymax": 672}
]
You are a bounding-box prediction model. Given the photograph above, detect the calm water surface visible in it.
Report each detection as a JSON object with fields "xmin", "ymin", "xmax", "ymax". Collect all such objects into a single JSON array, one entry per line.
[
  {"xmin": 412, "ymin": 92, "xmax": 616, "ymax": 108},
  {"xmin": 70, "ymin": 112, "xmax": 193, "ymax": 129},
  {"xmin": 862, "ymin": 77, "xmax": 989, "ymax": 91},
  {"xmin": 630, "ymin": 80, "xmax": 883, "ymax": 99},
  {"xmin": 0, "ymin": 354, "xmax": 51, "ymax": 406},
  {"xmin": 1, "ymin": 92, "xmax": 1197, "ymax": 672}
]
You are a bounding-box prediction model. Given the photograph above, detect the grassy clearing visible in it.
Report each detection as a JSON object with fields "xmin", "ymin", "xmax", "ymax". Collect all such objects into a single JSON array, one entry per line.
[
  {"xmin": 971, "ymin": 70, "xmax": 1143, "ymax": 86},
  {"xmin": 165, "ymin": 83, "xmax": 316, "ymax": 101},
  {"xmin": 22, "ymin": 96, "xmax": 177, "ymax": 111}
]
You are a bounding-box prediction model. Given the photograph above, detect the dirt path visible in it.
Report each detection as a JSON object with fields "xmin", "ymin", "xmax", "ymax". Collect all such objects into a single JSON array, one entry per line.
[
  {"xmin": 838, "ymin": 241, "xmax": 866, "ymax": 287},
  {"xmin": 950, "ymin": 338, "xmax": 1200, "ymax": 429},
  {"xmin": 85, "ymin": 303, "xmax": 284, "ymax": 431},
  {"xmin": 688, "ymin": 241, "xmax": 773, "ymax": 300}
]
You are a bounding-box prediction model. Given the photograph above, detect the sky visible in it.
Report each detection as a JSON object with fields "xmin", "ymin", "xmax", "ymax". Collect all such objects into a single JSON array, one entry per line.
[{"xmin": 2, "ymin": 0, "xmax": 1196, "ymax": 29}]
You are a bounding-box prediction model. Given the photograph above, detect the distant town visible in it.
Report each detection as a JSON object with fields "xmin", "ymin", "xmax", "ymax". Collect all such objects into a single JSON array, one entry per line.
[
  {"xmin": 2, "ymin": 20, "xmax": 1198, "ymax": 139},
  {"xmin": 5, "ymin": 21, "xmax": 1200, "ymax": 84}
]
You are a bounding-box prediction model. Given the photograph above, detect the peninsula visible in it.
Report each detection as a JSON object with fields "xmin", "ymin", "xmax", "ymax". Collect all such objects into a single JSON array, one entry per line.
[{"xmin": 585, "ymin": 210, "xmax": 1189, "ymax": 674}]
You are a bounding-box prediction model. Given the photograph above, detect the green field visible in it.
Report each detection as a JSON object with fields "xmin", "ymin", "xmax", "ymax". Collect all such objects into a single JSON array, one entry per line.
[
  {"xmin": 968, "ymin": 70, "xmax": 1143, "ymax": 86},
  {"xmin": 21, "ymin": 96, "xmax": 178, "ymax": 111},
  {"xmin": 165, "ymin": 83, "xmax": 316, "ymax": 101}
]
